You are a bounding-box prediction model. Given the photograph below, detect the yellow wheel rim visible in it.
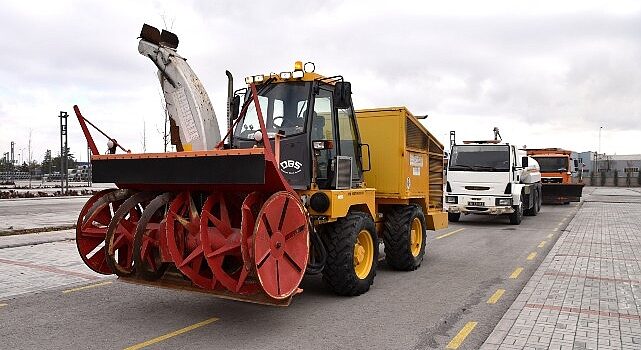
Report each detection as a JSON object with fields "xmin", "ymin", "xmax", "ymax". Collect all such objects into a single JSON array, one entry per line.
[
  {"xmin": 410, "ymin": 217, "xmax": 423, "ymax": 257},
  {"xmin": 353, "ymin": 229, "xmax": 374, "ymax": 279}
]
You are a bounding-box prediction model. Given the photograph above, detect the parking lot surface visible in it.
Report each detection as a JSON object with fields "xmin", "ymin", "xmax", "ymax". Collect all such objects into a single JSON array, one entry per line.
[{"xmin": 0, "ymin": 190, "xmax": 589, "ymax": 349}]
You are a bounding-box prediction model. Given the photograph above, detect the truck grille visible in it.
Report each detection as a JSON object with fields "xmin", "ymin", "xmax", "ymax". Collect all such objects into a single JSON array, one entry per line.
[{"xmin": 465, "ymin": 186, "xmax": 490, "ymax": 191}]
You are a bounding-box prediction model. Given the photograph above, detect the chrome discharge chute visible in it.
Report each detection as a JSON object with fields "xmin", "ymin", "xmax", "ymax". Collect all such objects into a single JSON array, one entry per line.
[{"xmin": 138, "ymin": 24, "xmax": 220, "ymax": 151}]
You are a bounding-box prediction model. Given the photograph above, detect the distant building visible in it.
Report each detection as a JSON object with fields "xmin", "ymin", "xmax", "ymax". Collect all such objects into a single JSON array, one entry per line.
[{"xmin": 577, "ymin": 151, "xmax": 641, "ymax": 174}]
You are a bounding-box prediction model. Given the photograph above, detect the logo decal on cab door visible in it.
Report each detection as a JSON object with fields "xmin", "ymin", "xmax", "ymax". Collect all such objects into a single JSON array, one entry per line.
[{"xmin": 280, "ymin": 159, "xmax": 303, "ymax": 175}]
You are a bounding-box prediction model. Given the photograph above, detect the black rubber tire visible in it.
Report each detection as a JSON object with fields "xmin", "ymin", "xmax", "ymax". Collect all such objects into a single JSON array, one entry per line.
[
  {"xmin": 536, "ymin": 189, "xmax": 542, "ymax": 213},
  {"xmin": 524, "ymin": 190, "xmax": 538, "ymax": 216},
  {"xmin": 509, "ymin": 202, "xmax": 523, "ymax": 225},
  {"xmin": 322, "ymin": 212, "xmax": 378, "ymax": 296},
  {"xmin": 383, "ymin": 205, "xmax": 427, "ymax": 271},
  {"xmin": 448, "ymin": 212, "xmax": 461, "ymax": 222}
]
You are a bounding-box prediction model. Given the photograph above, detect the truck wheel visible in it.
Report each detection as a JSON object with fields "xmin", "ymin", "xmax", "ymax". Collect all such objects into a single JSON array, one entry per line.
[
  {"xmin": 322, "ymin": 212, "xmax": 378, "ymax": 296},
  {"xmin": 524, "ymin": 190, "xmax": 538, "ymax": 216},
  {"xmin": 383, "ymin": 205, "xmax": 427, "ymax": 271},
  {"xmin": 448, "ymin": 212, "xmax": 461, "ymax": 222},
  {"xmin": 536, "ymin": 189, "xmax": 542, "ymax": 213},
  {"xmin": 509, "ymin": 203, "xmax": 523, "ymax": 225}
]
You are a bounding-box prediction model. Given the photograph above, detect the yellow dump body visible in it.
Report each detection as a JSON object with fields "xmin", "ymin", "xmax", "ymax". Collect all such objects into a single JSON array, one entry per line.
[{"xmin": 356, "ymin": 107, "xmax": 447, "ymax": 230}]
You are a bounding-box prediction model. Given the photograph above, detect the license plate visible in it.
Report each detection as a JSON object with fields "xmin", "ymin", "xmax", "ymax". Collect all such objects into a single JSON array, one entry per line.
[{"xmin": 468, "ymin": 201, "xmax": 484, "ymax": 206}]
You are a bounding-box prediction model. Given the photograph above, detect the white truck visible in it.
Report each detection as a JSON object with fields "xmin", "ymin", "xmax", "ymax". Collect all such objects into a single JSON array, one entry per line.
[{"xmin": 445, "ymin": 139, "xmax": 542, "ymax": 225}]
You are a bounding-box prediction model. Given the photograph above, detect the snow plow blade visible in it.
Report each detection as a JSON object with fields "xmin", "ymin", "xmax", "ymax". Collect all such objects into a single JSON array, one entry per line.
[{"xmin": 541, "ymin": 183, "xmax": 584, "ymax": 204}]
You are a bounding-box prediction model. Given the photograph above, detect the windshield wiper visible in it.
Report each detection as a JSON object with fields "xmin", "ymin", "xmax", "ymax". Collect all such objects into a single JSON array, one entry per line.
[
  {"xmin": 449, "ymin": 164, "xmax": 474, "ymax": 170},
  {"xmin": 470, "ymin": 165, "xmax": 495, "ymax": 170}
]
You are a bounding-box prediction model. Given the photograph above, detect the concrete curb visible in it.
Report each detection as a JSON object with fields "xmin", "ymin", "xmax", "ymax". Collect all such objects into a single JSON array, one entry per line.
[
  {"xmin": 0, "ymin": 195, "xmax": 93, "ymax": 202},
  {"xmin": 0, "ymin": 225, "xmax": 76, "ymax": 237},
  {"xmin": 0, "ymin": 236, "xmax": 75, "ymax": 249}
]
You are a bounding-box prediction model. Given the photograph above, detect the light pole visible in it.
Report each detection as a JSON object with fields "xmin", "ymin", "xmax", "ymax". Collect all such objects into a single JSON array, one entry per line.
[{"xmin": 597, "ymin": 126, "xmax": 603, "ymax": 173}]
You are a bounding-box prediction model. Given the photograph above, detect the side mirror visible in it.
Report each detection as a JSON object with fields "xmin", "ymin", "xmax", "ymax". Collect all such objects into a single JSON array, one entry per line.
[
  {"xmin": 230, "ymin": 95, "xmax": 241, "ymax": 120},
  {"xmin": 521, "ymin": 156, "xmax": 529, "ymax": 168},
  {"xmin": 333, "ymin": 82, "xmax": 352, "ymax": 109}
]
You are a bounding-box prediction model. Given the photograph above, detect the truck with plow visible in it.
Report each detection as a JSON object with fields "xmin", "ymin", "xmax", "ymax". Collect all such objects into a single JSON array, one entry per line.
[
  {"xmin": 73, "ymin": 24, "xmax": 447, "ymax": 306},
  {"xmin": 526, "ymin": 148, "xmax": 584, "ymax": 204}
]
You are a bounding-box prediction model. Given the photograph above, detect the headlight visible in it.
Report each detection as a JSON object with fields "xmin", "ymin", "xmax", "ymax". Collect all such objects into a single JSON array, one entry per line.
[
  {"xmin": 495, "ymin": 198, "xmax": 512, "ymax": 206},
  {"xmin": 292, "ymin": 70, "xmax": 304, "ymax": 79},
  {"xmin": 244, "ymin": 76, "xmax": 254, "ymax": 84},
  {"xmin": 253, "ymin": 75, "xmax": 265, "ymax": 83},
  {"xmin": 446, "ymin": 196, "xmax": 458, "ymax": 204},
  {"xmin": 280, "ymin": 72, "xmax": 292, "ymax": 79}
]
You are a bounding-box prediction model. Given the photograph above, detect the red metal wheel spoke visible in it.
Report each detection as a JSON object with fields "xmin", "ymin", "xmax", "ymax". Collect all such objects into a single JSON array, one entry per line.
[
  {"xmin": 205, "ymin": 212, "xmax": 233, "ymax": 236},
  {"xmin": 218, "ymin": 194, "xmax": 231, "ymax": 228},
  {"xmin": 205, "ymin": 240, "xmax": 240, "ymax": 258},
  {"xmin": 145, "ymin": 223, "xmax": 160, "ymax": 231},
  {"xmin": 258, "ymin": 255, "xmax": 278, "ymax": 294},
  {"xmin": 170, "ymin": 210, "xmax": 190, "ymax": 228},
  {"xmin": 285, "ymin": 225, "xmax": 306, "ymax": 241},
  {"xmin": 119, "ymin": 218, "xmax": 137, "ymax": 236},
  {"xmin": 86, "ymin": 248, "xmax": 106, "ymax": 268},
  {"xmin": 283, "ymin": 250, "xmax": 304, "ymax": 272},
  {"xmin": 142, "ymin": 234, "xmax": 158, "ymax": 247},
  {"xmin": 277, "ymin": 197, "xmax": 290, "ymax": 231},
  {"xmin": 188, "ymin": 194, "xmax": 199, "ymax": 222},
  {"xmin": 112, "ymin": 232, "xmax": 127, "ymax": 249},
  {"xmin": 235, "ymin": 268, "xmax": 250, "ymax": 293},
  {"xmin": 140, "ymin": 238, "xmax": 152, "ymax": 259},
  {"xmin": 145, "ymin": 252, "xmax": 157, "ymax": 271},
  {"xmin": 80, "ymin": 227, "xmax": 108, "ymax": 238},
  {"xmin": 256, "ymin": 250, "xmax": 271, "ymax": 269},
  {"xmin": 280, "ymin": 199, "xmax": 307, "ymax": 239},
  {"xmin": 192, "ymin": 255, "xmax": 204, "ymax": 275},
  {"xmin": 261, "ymin": 214, "xmax": 275, "ymax": 236},
  {"xmin": 178, "ymin": 245, "xmax": 203, "ymax": 268}
]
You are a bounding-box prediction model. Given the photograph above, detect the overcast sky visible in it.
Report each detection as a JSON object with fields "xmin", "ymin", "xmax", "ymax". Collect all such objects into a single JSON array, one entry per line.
[{"xmin": 1, "ymin": 0, "xmax": 641, "ymax": 164}]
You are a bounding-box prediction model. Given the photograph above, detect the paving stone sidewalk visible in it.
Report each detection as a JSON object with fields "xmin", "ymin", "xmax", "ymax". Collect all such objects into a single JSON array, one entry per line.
[
  {"xmin": 482, "ymin": 187, "xmax": 641, "ymax": 350},
  {"xmin": 0, "ymin": 232, "xmax": 109, "ymax": 300}
]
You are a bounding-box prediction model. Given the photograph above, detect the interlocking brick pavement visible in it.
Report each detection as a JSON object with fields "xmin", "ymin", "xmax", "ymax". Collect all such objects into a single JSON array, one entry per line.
[
  {"xmin": 481, "ymin": 187, "xmax": 641, "ymax": 350},
  {"xmin": 0, "ymin": 232, "xmax": 110, "ymax": 300}
]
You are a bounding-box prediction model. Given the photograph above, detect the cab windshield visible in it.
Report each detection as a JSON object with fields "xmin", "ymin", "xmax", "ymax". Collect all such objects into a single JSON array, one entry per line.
[
  {"xmin": 535, "ymin": 157, "xmax": 568, "ymax": 172},
  {"xmin": 449, "ymin": 145, "xmax": 510, "ymax": 172},
  {"xmin": 234, "ymin": 82, "xmax": 311, "ymax": 140}
]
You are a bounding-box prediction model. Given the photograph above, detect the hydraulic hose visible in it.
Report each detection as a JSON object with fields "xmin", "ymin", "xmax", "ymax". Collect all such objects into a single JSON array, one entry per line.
[{"xmin": 306, "ymin": 226, "xmax": 327, "ymax": 275}]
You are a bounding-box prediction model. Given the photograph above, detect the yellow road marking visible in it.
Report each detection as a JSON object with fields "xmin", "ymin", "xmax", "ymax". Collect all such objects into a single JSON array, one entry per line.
[
  {"xmin": 557, "ymin": 222, "xmax": 563, "ymax": 226},
  {"xmin": 62, "ymin": 281, "xmax": 113, "ymax": 294},
  {"xmin": 538, "ymin": 241, "xmax": 546, "ymax": 248},
  {"xmin": 124, "ymin": 317, "xmax": 219, "ymax": 350},
  {"xmin": 527, "ymin": 252, "xmax": 537, "ymax": 261},
  {"xmin": 546, "ymin": 233, "xmax": 554, "ymax": 238},
  {"xmin": 436, "ymin": 228, "xmax": 465, "ymax": 240},
  {"xmin": 552, "ymin": 228, "xmax": 558, "ymax": 232},
  {"xmin": 446, "ymin": 321, "xmax": 478, "ymax": 349},
  {"xmin": 0, "ymin": 303, "xmax": 7, "ymax": 307},
  {"xmin": 509, "ymin": 267, "xmax": 524, "ymax": 279},
  {"xmin": 487, "ymin": 289, "xmax": 505, "ymax": 304}
]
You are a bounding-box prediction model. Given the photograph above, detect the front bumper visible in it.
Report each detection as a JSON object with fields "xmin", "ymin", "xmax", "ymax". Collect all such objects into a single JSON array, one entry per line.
[{"xmin": 445, "ymin": 195, "xmax": 515, "ymax": 215}]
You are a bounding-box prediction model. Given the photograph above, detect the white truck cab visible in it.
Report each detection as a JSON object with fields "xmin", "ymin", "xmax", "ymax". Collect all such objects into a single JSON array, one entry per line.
[{"xmin": 445, "ymin": 140, "xmax": 542, "ymax": 225}]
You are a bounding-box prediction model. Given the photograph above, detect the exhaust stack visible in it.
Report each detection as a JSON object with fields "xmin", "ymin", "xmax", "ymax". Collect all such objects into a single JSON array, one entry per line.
[{"xmin": 138, "ymin": 24, "xmax": 220, "ymax": 151}]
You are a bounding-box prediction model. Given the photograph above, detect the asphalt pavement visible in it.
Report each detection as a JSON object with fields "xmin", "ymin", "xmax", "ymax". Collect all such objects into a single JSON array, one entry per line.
[
  {"xmin": 0, "ymin": 196, "xmax": 89, "ymax": 232},
  {"xmin": 0, "ymin": 193, "xmax": 581, "ymax": 349}
]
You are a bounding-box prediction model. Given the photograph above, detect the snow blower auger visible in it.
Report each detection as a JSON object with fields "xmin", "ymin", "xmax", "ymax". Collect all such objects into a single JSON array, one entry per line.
[{"xmin": 72, "ymin": 23, "xmax": 449, "ymax": 306}]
